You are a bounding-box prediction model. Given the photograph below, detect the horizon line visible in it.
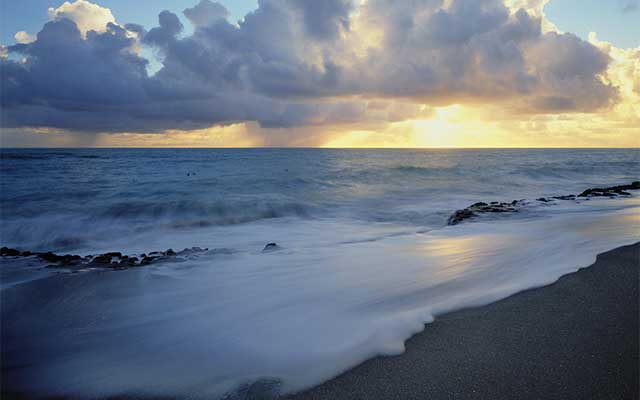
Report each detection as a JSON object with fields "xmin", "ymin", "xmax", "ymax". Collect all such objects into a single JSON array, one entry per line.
[{"xmin": 1, "ymin": 146, "xmax": 639, "ymax": 150}]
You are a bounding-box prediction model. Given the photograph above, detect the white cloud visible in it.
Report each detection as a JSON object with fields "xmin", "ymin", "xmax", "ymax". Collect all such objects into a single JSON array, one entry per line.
[
  {"xmin": 48, "ymin": 0, "xmax": 116, "ymax": 36},
  {"xmin": 14, "ymin": 31, "xmax": 36, "ymax": 44}
]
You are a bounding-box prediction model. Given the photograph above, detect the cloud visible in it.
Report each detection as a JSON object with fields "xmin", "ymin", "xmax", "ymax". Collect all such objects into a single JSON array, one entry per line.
[
  {"xmin": 14, "ymin": 31, "xmax": 36, "ymax": 44},
  {"xmin": 183, "ymin": 0, "xmax": 230, "ymax": 28},
  {"xmin": 0, "ymin": 0, "xmax": 629, "ymax": 141},
  {"xmin": 48, "ymin": 0, "xmax": 116, "ymax": 36}
]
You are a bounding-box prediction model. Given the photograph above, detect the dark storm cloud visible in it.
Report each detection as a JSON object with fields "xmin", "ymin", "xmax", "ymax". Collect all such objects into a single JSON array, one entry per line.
[
  {"xmin": 143, "ymin": 10, "xmax": 184, "ymax": 46},
  {"xmin": 183, "ymin": 0, "xmax": 229, "ymax": 27},
  {"xmin": 293, "ymin": 0, "xmax": 353, "ymax": 39},
  {"xmin": 0, "ymin": 0, "xmax": 619, "ymax": 134}
]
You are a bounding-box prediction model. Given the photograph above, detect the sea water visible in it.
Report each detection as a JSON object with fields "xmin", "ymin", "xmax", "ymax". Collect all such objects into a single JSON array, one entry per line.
[{"xmin": 1, "ymin": 148, "xmax": 639, "ymax": 398}]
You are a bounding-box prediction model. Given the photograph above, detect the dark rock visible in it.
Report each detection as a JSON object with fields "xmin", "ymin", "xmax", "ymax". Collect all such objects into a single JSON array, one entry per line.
[
  {"xmin": 38, "ymin": 252, "xmax": 62, "ymax": 263},
  {"xmin": 91, "ymin": 255, "xmax": 112, "ymax": 265},
  {"xmin": 165, "ymin": 248, "xmax": 176, "ymax": 256},
  {"xmin": 21, "ymin": 251, "xmax": 33, "ymax": 257},
  {"xmin": 1, "ymin": 247, "xmax": 21, "ymax": 257},
  {"xmin": 177, "ymin": 247, "xmax": 208, "ymax": 256},
  {"xmin": 578, "ymin": 181, "xmax": 640, "ymax": 197},
  {"xmin": 262, "ymin": 243, "xmax": 280, "ymax": 252},
  {"xmin": 448, "ymin": 209, "xmax": 475, "ymax": 225},
  {"xmin": 552, "ymin": 195, "xmax": 576, "ymax": 201},
  {"xmin": 448, "ymin": 181, "xmax": 639, "ymax": 226},
  {"xmin": 141, "ymin": 256, "xmax": 155, "ymax": 265},
  {"xmin": 60, "ymin": 254, "xmax": 82, "ymax": 265}
]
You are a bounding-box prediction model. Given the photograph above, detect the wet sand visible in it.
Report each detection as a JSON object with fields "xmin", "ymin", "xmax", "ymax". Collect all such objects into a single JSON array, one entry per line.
[{"xmin": 286, "ymin": 243, "xmax": 639, "ymax": 400}]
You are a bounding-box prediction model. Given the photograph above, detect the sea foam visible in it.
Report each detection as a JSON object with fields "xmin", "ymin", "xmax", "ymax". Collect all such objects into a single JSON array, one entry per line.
[{"xmin": 2, "ymin": 195, "xmax": 638, "ymax": 399}]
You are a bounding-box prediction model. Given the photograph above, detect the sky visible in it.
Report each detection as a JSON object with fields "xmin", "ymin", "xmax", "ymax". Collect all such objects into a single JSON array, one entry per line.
[{"xmin": 1, "ymin": 0, "xmax": 639, "ymax": 147}]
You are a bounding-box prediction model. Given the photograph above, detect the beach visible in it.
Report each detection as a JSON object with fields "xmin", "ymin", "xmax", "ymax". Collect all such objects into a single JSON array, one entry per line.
[
  {"xmin": 287, "ymin": 243, "xmax": 640, "ymax": 400},
  {"xmin": 3, "ymin": 0, "xmax": 640, "ymax": 397},
  {"xmin": 1, "ymin": 149, "xmax": 639, "ymax": 399}
]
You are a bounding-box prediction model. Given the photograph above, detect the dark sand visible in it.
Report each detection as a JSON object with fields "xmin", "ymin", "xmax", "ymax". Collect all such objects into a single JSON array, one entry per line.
[{"xmin": 286, "ymin": 243, "xmax": 639, "ymax": 400}]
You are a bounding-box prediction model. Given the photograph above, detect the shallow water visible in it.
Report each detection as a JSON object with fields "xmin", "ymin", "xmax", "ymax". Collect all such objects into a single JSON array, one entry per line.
[{"xmin": 1, "ymin": 148, "xmax": 639, "ymax": 398}]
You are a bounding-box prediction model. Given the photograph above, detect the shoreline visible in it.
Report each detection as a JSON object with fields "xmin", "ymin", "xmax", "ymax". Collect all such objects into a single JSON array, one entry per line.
[
  {"xmin": 2, "ymin": 243, "xmax": 638, "ymax": 400},
  {"xmin": 284, "ymin": 243, "xmax": 639, "ymax": 400}
]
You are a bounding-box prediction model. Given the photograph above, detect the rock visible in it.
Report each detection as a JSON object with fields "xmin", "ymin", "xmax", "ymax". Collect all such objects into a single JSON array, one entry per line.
[
  {"xmin": 552, "ymin": 195, "xmax": 576, "ymax": 201},
  {"xmin": 578, "ymin": 181, "xmax": 640, "ymax": 197},
  {"xmin": 141, "ymin": 256, "xmax": 155, "ymax": 265},
  {"xmin": 448, "ymin": 200, "xmax": 518, "ymax": 225},
  {"xmin": 60, "ymin": 254, "xmax": 82, "ymax": 265},
  {"xmin": 21, "ymin": 251, "xmax": 33, "ymax": 257},
  {"xmin": 90, "ymin": 255, "xmax": 112, "ymax": 265},
  {"xmin": 448, "ymin": 209, "xmax": 475, "ymax": 225},
  {"xmin": 262, "ymin": 243, "xmax": 280, "ymax": 252},
  {"xmin": 448, "ymin": 181, "xmax": 639, "ymax": 226},
  {"xmin": 118, "ymin": 257, "xmax": 139, "ymax": 268},
  {"xmin": 38, "ymin": 252, "xmax": 62, "ymax": 263},
  {"xmin": 177, "ymin": 247, "xmax": 208, "ymax": 256},
  {"xmin": 1, "ymin": 247, "xmax": 21, "ymax": 256},
  {"xmin": 165, "ymin": 248, "xmax": 176, "ymax": 256}
]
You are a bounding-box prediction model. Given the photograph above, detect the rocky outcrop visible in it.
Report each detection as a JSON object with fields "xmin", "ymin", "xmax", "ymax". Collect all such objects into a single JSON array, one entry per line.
[
  {"xmin": 0, "ymin": 246, "xmax": 211, "ymax": 271},
  {"xmin": 448, "ymin": 201, "xmax": 522, "ymax": 225},
  {"xmin": 577, "ymin": 181, "xmax": 639, "ymax": 198},
  {"xmin": 448, "ymin": 181, "xmax": 640, "ymax": 225}
]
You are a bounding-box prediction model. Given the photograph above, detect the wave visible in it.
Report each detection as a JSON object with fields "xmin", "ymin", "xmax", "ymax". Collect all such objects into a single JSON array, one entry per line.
[{"xmin": 99, "ymin": 199, "xmax": 314, "ymax": 225}]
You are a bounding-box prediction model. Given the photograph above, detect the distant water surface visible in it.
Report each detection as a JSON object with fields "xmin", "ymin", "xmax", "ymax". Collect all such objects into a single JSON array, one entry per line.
[{"xmin": 1, "ymin": 148, "xmax": 638, "ymax": 253}]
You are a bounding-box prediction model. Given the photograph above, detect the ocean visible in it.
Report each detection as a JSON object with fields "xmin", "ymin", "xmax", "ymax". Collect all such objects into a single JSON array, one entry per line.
[{"xmin": 1, "ymin": 148, "xmax": 639, "ymax": 398}]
